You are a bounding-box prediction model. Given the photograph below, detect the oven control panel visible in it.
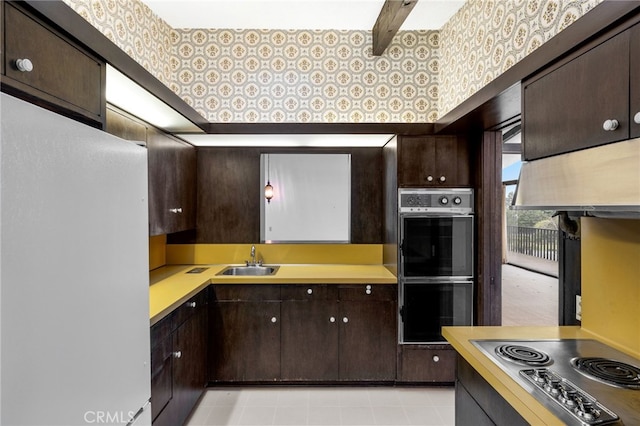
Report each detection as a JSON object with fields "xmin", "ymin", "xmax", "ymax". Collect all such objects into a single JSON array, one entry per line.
[
  {"xmin": 399, "ymin": 189, "xmax": 473, "ymax": 213},
  {"xmin": 520, "ymin": 368, "xmax": 619, "ymax": 425}
]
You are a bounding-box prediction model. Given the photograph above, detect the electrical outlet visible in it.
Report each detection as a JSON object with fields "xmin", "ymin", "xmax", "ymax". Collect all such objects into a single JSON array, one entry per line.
[{"xmin": 576, "ymin": 295, "xmax": 582, "ymax": 321}]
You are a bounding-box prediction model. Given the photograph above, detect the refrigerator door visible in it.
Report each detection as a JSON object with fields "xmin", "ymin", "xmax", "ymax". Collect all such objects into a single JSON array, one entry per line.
[{"xmin": 1, "ymin": 93, "xmax": 151, "ymax": 425}]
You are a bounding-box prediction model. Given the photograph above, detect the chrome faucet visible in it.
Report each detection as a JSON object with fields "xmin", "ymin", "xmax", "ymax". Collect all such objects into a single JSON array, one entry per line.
[{"xmin": 246, "ymin": 245, "xmax": 262, "ymax": 267}]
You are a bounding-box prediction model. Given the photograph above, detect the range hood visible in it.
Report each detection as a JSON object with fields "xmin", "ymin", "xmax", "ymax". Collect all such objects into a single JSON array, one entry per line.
[{"xmin": 513, "ymin": 138, "xmax": 640, "ymax": 215}]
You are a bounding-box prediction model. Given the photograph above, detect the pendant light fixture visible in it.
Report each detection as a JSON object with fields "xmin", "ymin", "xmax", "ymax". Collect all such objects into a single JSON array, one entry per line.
[{"xmin": 264, "ymin": 154, "xmax": 274, "ymax": 203}]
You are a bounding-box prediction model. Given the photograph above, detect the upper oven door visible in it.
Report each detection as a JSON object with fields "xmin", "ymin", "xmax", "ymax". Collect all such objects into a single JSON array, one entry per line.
[{"xmin": 400, "ymin": 214, "xmax": 473, "ymax": 279}]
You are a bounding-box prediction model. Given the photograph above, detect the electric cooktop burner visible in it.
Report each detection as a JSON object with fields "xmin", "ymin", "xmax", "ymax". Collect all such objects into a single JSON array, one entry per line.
[
  {"xmin": 571, "ymin": 357, "xmax": 640, "ymax": 390},
  {"xmin": 495, "ymin": 344, "xmax": 552, "ymax": 366}
]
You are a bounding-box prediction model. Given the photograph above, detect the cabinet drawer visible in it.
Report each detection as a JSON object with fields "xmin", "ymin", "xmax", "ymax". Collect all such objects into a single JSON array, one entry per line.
[
  {"xmin": 339, "ymin": 284, "xmax": 396, "ymax": 301},
  {"xmin": 212, "ymin": 284, "xmax": 280, "ymax": 301},
  {"xmin": 398, "ymin": 345, "xmax": 456, "ymax": 383},
  {"xmin": 173, "ymin": 288, "xmax": 208, "ymax": 330},
  {"xmin": 3, "ymin": 3, "xmax": 104, "ymax": 122},
  {"xmin": 281, "ymin": 284, "xmax": 338, "ymax": 301}
]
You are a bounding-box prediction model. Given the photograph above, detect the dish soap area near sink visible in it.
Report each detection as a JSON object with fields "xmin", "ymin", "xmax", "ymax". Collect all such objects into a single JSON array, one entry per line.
[{"xmin": 216, "ymin": 265, "xmax": 280, "ymax": 276}]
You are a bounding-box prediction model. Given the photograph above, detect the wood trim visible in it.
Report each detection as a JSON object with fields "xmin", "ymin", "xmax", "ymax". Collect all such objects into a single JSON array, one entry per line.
[
  {"xmin": 203, "ymin": 122, "xmax": 435, "ymax": 135},
  {"xmin": 372, "ymin": 0, "xmax": 417, "ymax": 56},
  {"xmin": 475, "ymin": 131, "xmax": 503, "ymax": 326}
]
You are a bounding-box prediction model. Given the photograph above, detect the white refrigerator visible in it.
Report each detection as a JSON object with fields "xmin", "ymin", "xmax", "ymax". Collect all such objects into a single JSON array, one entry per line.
[{"xmin": 1, "ymin": 93, "xmax": 151, "ymax": 425}]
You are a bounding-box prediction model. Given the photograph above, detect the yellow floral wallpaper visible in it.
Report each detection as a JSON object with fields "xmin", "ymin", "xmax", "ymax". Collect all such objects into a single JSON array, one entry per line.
[
  {"xmin": 439, "ymin": 0, "xmax": 603, "ymax": 116},
  {"xmin": 62, "ymin": 0, "xmax": 602, "ymax": 123},
  {"xmin": 173, "ymin": 28, "xmax": 439, "ymax": 122}
]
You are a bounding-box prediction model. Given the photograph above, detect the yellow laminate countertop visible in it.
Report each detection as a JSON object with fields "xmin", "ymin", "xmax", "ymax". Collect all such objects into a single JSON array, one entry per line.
[
  {"xmin": 442, "ymin": 325, "xmax": 624, "ymax": 426},
  {"xmin": 149, "ymin": 264, "xmax": 397, "ymax": 326}
]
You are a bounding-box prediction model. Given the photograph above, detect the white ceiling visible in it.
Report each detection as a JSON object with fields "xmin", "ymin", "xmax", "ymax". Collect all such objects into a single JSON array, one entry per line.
[{"xmin": 143, "ymin": 0, "xmax": 465, "ymax": 31}]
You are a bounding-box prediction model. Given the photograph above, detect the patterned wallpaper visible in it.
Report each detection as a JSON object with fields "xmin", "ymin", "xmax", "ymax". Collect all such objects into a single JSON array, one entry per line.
[
  {"xmin": 62, "ymin": 0, "xmax": 177, "ymax": 89},
  {"xmin": 438, "ymin": 0, "xmax": 603, "ymax": 116},
  {"xmin": 174, "ymin": 29, "xmax": 439, "ymax": 122},
  {"xmin": 62, "ymin": 0, "xmax": 602, "ymax": 124}
]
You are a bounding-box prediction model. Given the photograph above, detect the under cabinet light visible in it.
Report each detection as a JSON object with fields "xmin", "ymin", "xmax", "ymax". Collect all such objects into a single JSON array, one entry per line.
[
  {"xmin": 106, "ymin": 65, "xmax": 202, "ymax": 133},
  {"xmin": 176, "ymin": 134, "xmax": 395, "ymax": 147}
]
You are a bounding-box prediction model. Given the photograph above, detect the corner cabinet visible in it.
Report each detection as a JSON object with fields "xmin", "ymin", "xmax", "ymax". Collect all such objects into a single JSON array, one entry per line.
[
  {"xmin": 523, "ymin": 22, "xmax": 640, "ymax": 160},
  {"xmin": 106, "ymin": 107, "xmax": 196, "ymax": 237},
  {"xmin": 210, "ymin": 284, "xmax": 397, "ymax": 383},
  {"xmin": 147, "ymin": 128, "xmax": 197, "ymax": 236},
  {"xmin": 2, "ymin": 2, "xmax": 106, "ymax": 128},
  {"xmin": 151, "ymin": 289, "xmax": 209, "ymax": 426},
  {"xmin": 397, "ymin": 135, "xmax": 471, "ymax": 187}
]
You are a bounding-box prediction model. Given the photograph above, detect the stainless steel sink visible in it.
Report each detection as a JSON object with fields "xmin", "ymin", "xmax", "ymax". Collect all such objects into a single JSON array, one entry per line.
[{"xmin": 216, "ymin": 265, "xmax": 280, "ymax": 276}]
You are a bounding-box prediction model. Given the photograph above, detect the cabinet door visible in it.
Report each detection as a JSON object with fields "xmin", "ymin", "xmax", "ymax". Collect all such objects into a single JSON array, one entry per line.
[
  {"xmin": 150, "ymin": 317, "xmax": 174, "ymax": 425},
  {"xmin": 210, "ymin": 301, "xmax": 281, "ymax": 382},
  {"xmin": 3, "ymin": 3, "xmax": 105, "ymax": 125},
  {"xmin": 173, "ymin": 306, "xmax": 208, "ymax": 426},
  {"xmin": 398, "ymin": 136, "xmax": 470, "ymax": 187},
  {"xmin": 281, "ymin": 299, "xmax": 339, "ymax": 381},
  {"xmin": 523, "ymin": 29, "xmax": 630, "ymax": 160},
  {"xmin": 147, "ymin": 128, "xmax": 196, "ymax": 236},
  {"xmin": 630, "ymin": 24, "xmax": 640, "ymax": 139},
  {"xmin": 339, "ymin": 299, "xmax": 397, "ymax": 381}
]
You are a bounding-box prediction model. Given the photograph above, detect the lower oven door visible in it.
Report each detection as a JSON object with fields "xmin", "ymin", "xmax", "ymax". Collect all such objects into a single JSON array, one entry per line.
[{"xmin": 399, "ymin": 281, "xmax": 473, "ymax": 343}]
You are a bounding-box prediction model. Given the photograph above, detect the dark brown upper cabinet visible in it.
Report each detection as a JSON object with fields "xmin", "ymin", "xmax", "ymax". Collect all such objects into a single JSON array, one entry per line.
[
  {"xmin": 2, "ymin": 2, "xmax": 105, "ymax": 128},
  {"xmin": 397, "ymin": 135, "xmax": 471, "ymax": 187},
  {"xmin": 523, "ymin": 22, "xmax": 639, "ymax": 160},
  {"xmin": 147, "ymin": 128, "xmax": 196, "ymax": 236}
]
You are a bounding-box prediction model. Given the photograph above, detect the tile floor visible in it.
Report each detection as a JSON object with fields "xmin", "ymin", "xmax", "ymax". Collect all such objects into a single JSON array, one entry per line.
[{"xmin": 185, "ymin": 387, "xmax": 455, "ymax": 426}]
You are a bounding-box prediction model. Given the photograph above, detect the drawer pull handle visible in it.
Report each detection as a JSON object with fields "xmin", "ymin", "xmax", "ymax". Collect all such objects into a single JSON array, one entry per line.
[
  {"xmin": 169, "ymin": 207, "xmax": 183, "ymax": 214},
  {"xmin": 426, "ymin": 175, "xmax": 433, "ymax": 182},
  {"xmin": 330, "ymin": 317, "xmax": 336, "ymax": 323},
  {"xmin": 343, "ymin": 317, "xmax": 349, "ymax": 323},
  {"xmin": 439, "ymin": 176, "xmax": 446, "ymax": 182},
  {"xmin": 432, "ymin": 355, "xmax": 440, "ymax": 362},
  {"xmin": 173, "ymin": 351, "xmax": 182, "ymax": 359},
  {"xmin": 602, "ymin": 119, "xmax": 619, "ymax": 131},
  {"xmin": 307, "ymin": 288, "xmax": 313, "ymax": 295},
  {"xmin": 271, "ymin": 317, "xmax": 277, "ymax": 323},
  {"xmin": 187, "ymin": 302, "xmax": 196, "ymax": 308},
  {"xmin": 634, "ymin": 112, "xmax": 640, "ymax": 125},
  {"xmin": 15, "ymin": 58, "xmax": 33, "ymax": 72},
  {"xmin": 365, "ymin": 289, "xmax": 372, "ymax": 295}
]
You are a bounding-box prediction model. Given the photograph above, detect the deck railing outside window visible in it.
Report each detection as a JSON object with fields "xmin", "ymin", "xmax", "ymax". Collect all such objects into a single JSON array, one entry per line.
[{"xmin": 506, "ymin": 226, "xmax": 558, "ymax": 262}]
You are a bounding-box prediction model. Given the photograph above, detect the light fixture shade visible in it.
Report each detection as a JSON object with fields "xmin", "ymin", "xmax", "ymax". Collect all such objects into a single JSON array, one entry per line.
[{"xmin": 264, "ymin": 181, "xmax": 274, "ymax": 203}]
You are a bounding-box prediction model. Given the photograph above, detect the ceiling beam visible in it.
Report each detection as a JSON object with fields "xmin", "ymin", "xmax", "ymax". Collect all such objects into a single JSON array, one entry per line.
[{"xmin": 372, "ymin": 0, "xmax": 418, "ymax": 56}]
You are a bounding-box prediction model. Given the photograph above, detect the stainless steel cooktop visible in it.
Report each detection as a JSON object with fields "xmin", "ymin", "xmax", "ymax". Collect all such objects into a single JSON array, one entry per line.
[{"xmin": 471, "ymin": 339, "xmax": 640, "ymax": 426}]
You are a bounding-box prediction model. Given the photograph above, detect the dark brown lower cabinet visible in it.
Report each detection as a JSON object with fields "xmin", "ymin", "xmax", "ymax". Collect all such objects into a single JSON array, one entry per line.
[
  {"xmin": 211, "ymin": 284, "xmax": 397, "ymax": 383},
  {"xmin": 210, "ymin": 300, "xmax": 281, "ymax": 382},
  {"xmin": 398, "ymin": 345, "xmax": 456, "ymax": 383},
  {"xmin": 281, "ymin": 298, "xmax": 340, "ymax": 381},
  {"xmin": 339, "ymin": 287, "xmax": 397, "ymax": 381},
  {"xmin": 455, "ymin": 356, "xmax": 527, "ymax": 426},
  {"xmin": 151, "ymin": 289, "xmax": 208, "ymax": 426},
  {"xmin": 173, "ymin": 306, "xmax": 208, "ymax": 422}
]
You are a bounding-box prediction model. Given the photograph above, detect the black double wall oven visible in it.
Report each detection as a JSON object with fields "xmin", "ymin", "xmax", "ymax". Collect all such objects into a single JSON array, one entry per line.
[{"xmin": 398, "ymin": 188, "xmax": 474, "ymax": 343}]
